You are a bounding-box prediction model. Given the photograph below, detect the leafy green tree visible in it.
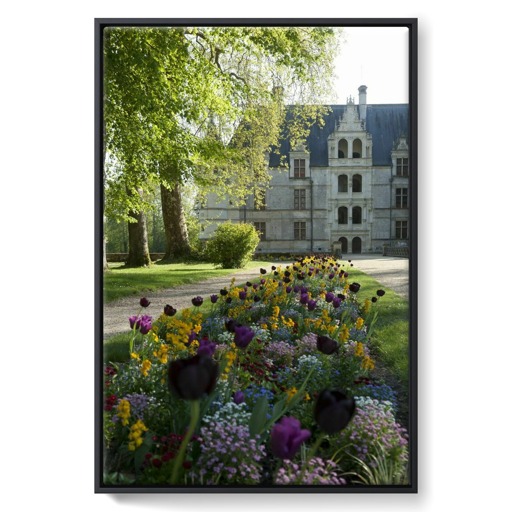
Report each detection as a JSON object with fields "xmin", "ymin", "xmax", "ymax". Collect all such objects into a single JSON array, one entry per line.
[{"xmin": 103, "ymin": 25, "xmax": 340, "ymax": 266}]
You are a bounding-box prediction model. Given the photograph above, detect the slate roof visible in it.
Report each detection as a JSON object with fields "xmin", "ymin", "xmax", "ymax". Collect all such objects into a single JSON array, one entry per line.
[{"xmin": 269, "ymin": 104, "xmax": 409, "ymax": 168}]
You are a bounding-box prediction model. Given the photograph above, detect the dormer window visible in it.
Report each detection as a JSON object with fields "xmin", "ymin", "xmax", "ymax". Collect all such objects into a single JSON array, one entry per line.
[
  {"xmin": 397, "ymin": 157, "xmax": 409, "ymax": 176},
  {"xmin": 353, "ymin": 138, "xmax": 362, "ymax": 158},
  {"xmin": 293, "ymin": 159, "xmax": 306, "ymax": 178},
  {"xmin": 338, "ymin": 139, "xmax": 348, "ymax": 158}
]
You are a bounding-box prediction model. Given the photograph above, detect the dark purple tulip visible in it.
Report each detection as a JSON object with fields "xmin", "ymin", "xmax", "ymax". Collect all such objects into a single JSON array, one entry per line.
[
  {"xmin": 128, "ymin": 315, "xmax": 138, "ymax": 329},
  {"xmin": 285, "ymin": 286, "xmax": 292, "ymax": 294},
  {"xmin": 271, "ymin": 266, "xmax": 277, "ymax": 271},
  {"xmin": 197, "ymin": 338, "xmax": 216, "ymax": 357},
  {"xmin": 283, "ymin": 277, "xmax": 291, "ymax": 284},
  {"xmin": 284, "ymin": 270, "xmax": 291, "ymax": 277},
  {"xmin": 328, "ymin": 273, "xmax": 335, "ymax": 280},
  {"xmin": 325, "ymin": 292, "xmax": 335, "ymax": 303},
  {"xmin": 239, "ymin": 291, "xmax": 247, "ymax": 300},
  {"xmin": 337, "ymin": 293, "xmax": 346, "ymax": 301},
  {"xmin": 300, "ymin": 293, "xmax": 309, "ymax": 305},
  {"xmin": 260, "ymin": 279, "xmax": 266, "ymax": 285},
  {"xmin": 168, "ymin": 355, "xmax": 219, "ymax": 400},
  {"xmin": 225, "ymin": 319, "xmax": 240, "ymax": 332},
  {"xmin": 138, "ymin": 315, "xmax": 153, "ymax": 335},
  {"xmin": 297, "ymin": 273, "xmax": 305, "ymax": 280},
  {"xmin": 350, "ymin": 263, "xmax": 354, "ymax": 267},
  {"xmin": 307, "ymin": 271, "xmax": 313, "ymax": 277},
  {"xmin": 253, "ymin": 295, "xmax": 261, "ymax": 302},
  {"xmin": 210, "ymin": 294, "xmax": 218, "ymax": 304},
  {"xmin": 349, "ymin": 283, "xmax": 361, "ymax": 293},
  {"xmin": 371, "ymin": 297, "xmax": 378, "ymax": 303},
  {"xmin": 274, "ymin": 271, "xmax": 279, "ymax": 276},
  {"xmin": 191, "ymin": 296, "xmax": 204, "ymax": 307},
  {"xmin": 220, "ymin": 289, "xmax": 228, "ymax": 296},
  {"xmin": 226, "ymin": 297, "xmax": 232, "ymax": 304},
  {"xmin": 348, "ymin": 260, "xmax": 352, "ymax": 263},
  {"xmin": 314, "ymin": 390, "xmax": 356, "ymax": 434},
  {"xmin": 233, "ymin": 325, "xmax": 255, "ymax": 349},
  {"xmin": 246, "ymin": 281, "xmax": 252, "ymax": 287},
  {"xmin": 317, "ymin": 335, "xmax": 339, "ymax": 355},
  {"xmin": 140, "ymin": 297, "xmax": 151, "ymax": 308},
  {"xmin": 164, "ymin": 304, "xmax": 177, "ymax": 316},
  {"xmin": 293, "ymin": 285, "xmax": 300, "ymax": 293},
  {"xmin": 233, "ymin": 391, "xmax": 245, "ymax": 404},
  {"xmin": 300, "ymin": 286, "xmax": 308, "ymax": 294},
  {"xmin": 307, "ymin": 299, "xmax": 317, "ymax": 311},
  {"xmin": 270, "ymin": 416, "xmax": 311, "ymax": 460},
  {"xmin": 332, "ymin": 297, "xmax": 341, "ymax": 308},
  {"xmin": 344, "ymin": 272, "xmax": 349, "ymax": 278},
  {"xmin": 260, "ymin": 268, "xmax": 267, "ymax": 274},
  {"xmin": 376, "ymin": 289, "xmax": 386, "ymax": 297}
]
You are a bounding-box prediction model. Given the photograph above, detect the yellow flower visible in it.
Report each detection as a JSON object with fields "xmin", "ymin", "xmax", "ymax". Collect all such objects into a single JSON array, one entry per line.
[
  {"xmin": 354, "ymin": 342, "xmax": 365, "ymax": 358},
  {"xmin": 355, "ymin": 317, "xmax": 365, "ymax": 330},
  {"xmin": 128, "ymin": 419, "xmax": 148, "ymax": 451},
  {"xmin": 362, "ymin": 299, "xmax": 372, "ymax": 314},
  {"xmin": 130, "ymin": 352, "xmax": 140, "ymax": 361},
  {"xmin": 153, "ymin": 343, "xmax": 170, "ymax": 364},
  {"xmin": 340, "ymin": 324, "xmax": 350, "ymax": 343},
  {"xmin": 116, "ymin": 399, "xmax": 131, "ymax": 426},
  {"xmin": 286, "ymin": 387, "xmax": 298, "ymax": 402},
  {"xmin": 362, "ymin": 355, "xmax": 375, "ymax": 371},
  {"xmin": 305, "ymin": 393, "xmax": 311, "ymax": 401},
  {"xmin": 141, "ymin": 359, "xmax": 152, "ymax": 377}
]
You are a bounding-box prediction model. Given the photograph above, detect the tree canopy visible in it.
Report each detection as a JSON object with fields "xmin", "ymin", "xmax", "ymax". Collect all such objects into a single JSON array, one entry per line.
[{"xmin": 103, "ymin": 25, "xmax": 341, "ymax": 219}]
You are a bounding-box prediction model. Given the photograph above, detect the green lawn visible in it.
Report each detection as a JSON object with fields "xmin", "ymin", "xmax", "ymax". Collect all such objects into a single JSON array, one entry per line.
[{"xmin": 104, "ymin": 260, "xmax": 271, "ymax": 303}]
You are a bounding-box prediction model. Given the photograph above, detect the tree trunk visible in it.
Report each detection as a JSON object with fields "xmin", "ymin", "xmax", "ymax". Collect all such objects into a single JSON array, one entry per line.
[
  {"xmin": 103, "ymin": 234, "xmax": 109, "ymax": 271},
  {"xmin": 161, "ymin": 183, "xmax": 191, "ymax": 261},
  {"xmin": 126, "ymin": 208, "xmax": 151, "ymax": 267}
]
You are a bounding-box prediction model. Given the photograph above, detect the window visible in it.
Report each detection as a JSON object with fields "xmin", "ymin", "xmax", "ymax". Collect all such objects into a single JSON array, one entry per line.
[
  {"xmin": 254, "ymin": 222, "xmax": 266, "ymax": 241},
  {"xmin": 352, "ymin": 206, "xmax": 362, "ymax": 224},
  {"xmin": 294, "ymin": 221, "xmax": 306, "ymax": 240},
  {"xmin": 254, "ymin": 190, "xmax": 266, "ymax": 210},
  {"xmin": 338, "ymin": 174, "xmax": 348, "ymax": 193},
  {"xmin": 338, "ymin": 139, "xmax": 348, "ymax": 158},
  {"xmin": 352, "ymin": 139, "xmax": 362, "ymax": 158},
  {"xmin": 396, "ymin": 188, "xmax": 408, "ymax": 208},
  {"xmin": 337, "ymin": 206, "xmax": 348, "ymax": 224},
  {"xmin": 294, "ymin": 189, "xmax": 306, "ymax": 210},
  {"xmin": 396, "ymin": 220, "xmax": 408, "ymax": 239},
  {"xmin": 397, "ymin": 157, "xmax": 409, "ymax": 177},
  {"xmin": 353, "ymin": 174, "xmax": 362, "ymax": 193},
  {"xmin": 293, "ymin": 159, "xmax": 306, "ymax": 178}
]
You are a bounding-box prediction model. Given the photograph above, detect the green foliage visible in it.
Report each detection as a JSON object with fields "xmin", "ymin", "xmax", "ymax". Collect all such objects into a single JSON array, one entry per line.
[{"xmin": 205, "ymin": 222, "xmax": 260, "ymax": 269}]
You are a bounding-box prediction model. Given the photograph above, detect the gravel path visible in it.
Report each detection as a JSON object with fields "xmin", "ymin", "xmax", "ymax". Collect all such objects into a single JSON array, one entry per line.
[{"xmin": 103, "ymin": 256, "xmax": 409, "ymax": 339}]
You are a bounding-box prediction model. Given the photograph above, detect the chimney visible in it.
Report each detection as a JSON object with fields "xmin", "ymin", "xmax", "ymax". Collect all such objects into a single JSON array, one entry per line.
[{"xmin": 358, "ymin": 85, "xmax": 367, "ymax": 123}]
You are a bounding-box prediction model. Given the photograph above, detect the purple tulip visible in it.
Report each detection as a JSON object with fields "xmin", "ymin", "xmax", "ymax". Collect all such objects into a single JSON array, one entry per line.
[
  {"xmin": 233, "ymin": 325, "xmax": 255, "ymax": 349},
  {"xmin": 197, "ymin": 338, "xmax": 216, "ymax": 357},
  {"xmin": 260, "ymin": 268, "xmax": 267, "ymax": 274},
  {"xmin": 285, "ymin": 286, "xmax": 292, "ymax": 294},
  {"xmin": 317, "ymin": 335, "xmax": 339, "ymax": 355},
  {"xmin": 300, "ymin": 294, "xmax": 309, "ymax": 305},
  {"xmin": 167, "ymin": 355, "xmax": 219, "ymax": 400},
  {"xmin": 239, "ymin": 291, "xmax": 247, "ymax": 300},
  {"xmin": 140, "ymin": 297, "xmax": 151, "ymax": 308},
  {"xmin": 210, "ymin": 294, "xmax": 218, "ymax": 304},
  {"xmin": 314, "ymin": 390, "xmax": 356, "ymax": 434},
  {"xmin": 191, "ymin": 296, "xmax": 204, "ymax": 307},
  {"xmin": 307, "ymin": 299, "xmax": 317, "ymax": 311},
  {"xmin": 164, "ymin": 304, "xmax": 177, "ymax": 316},
  {"xmin": 138, "ymin": 315, "xmax": 152, "ymax": 335},
  {"xmin": 332, "ymin": 297, "xmax": 342, "ymax": 309},
  {"xmin": 376, "ymin": 289, "xmax": 386, "ymax": 297},
  {"xmin": 325, "ymin": 292, "xmax": 335, "ymax": 303},
  {"xmin": 128, "ymin": 315, "xmax": 138, "ymax": 329},
  {"xmin": 372, "ymin": 297, "xmax": 378, "ymax": 303},
  {"xmin": 349, "ymin": 283, "xmax": 361, "ymax": 293},
  {"xmin": 233, "ymin": 391, "xmax": 245, "ymax": 404},
  {"xmin": 220, "ymin": 289, "xmax": 228, "ymax": 296},
  {"xmin": 270, "ymin": 416, "xmax": 311, "ymax": 460}
]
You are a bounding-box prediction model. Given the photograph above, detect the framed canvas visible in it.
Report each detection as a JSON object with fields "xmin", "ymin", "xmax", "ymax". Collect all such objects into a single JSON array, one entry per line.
[{"xmin": 95, "ymin": 18, "xmax": 417, "ymax": 493}]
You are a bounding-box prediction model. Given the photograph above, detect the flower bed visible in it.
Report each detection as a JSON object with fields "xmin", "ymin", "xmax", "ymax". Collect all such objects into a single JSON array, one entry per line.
[{"xmin": 103, "ymin": 255, "xmax": 409, "ymax": 487}]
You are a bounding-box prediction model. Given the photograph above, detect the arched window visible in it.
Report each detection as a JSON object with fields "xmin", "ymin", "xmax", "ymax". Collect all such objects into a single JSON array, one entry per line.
[
  {"xmin": 353, "ymin": 174, "xmax": 362, "ymax": 193},
  {"xmin": 338, "ymin": 174, "xmax": 348, "ymax": 193},
  {"xmin": 338, "ymin": 139, "xmax": 348, "ymax": 158},
  {"xmin": 339, "ymin": 237, "xmax": 348, "ymax": 253},
  {"xmin": 352, "ymin": 138, "xmax": 362, "ymax": 158},
  {"xmin": 338, "ymin": 206, "xmax": 348, "ymax": 224},
  {"xmin": 352, "ymin": 206, "xmax": 362, "ymax": 224},
  {"xmin": 352, "ymin": 237, "xmax": 362, "ymax": 254}
]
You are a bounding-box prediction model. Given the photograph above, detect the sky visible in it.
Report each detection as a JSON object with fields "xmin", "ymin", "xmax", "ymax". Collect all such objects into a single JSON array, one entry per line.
[{"xmin": 329, "ymin": 26, "xmax": 409, "ymax": 105}]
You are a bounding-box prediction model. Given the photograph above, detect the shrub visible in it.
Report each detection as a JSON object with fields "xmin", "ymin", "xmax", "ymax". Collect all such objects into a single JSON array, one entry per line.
[{"xmin": 205, "ymin": 222, "xmax": 260, "ymax": 268}]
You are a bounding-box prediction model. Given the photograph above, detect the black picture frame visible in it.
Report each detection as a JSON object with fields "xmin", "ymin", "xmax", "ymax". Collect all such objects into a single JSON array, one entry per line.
[{"xmin": 95, "ymin": 17, "xmax": 417, "ymax": 493}]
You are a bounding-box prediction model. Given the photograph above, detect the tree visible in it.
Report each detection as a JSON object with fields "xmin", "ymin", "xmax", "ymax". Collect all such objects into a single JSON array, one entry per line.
[{"xmin": 103, "ymin": 25, "xmax": 340, "ymax": 265}]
